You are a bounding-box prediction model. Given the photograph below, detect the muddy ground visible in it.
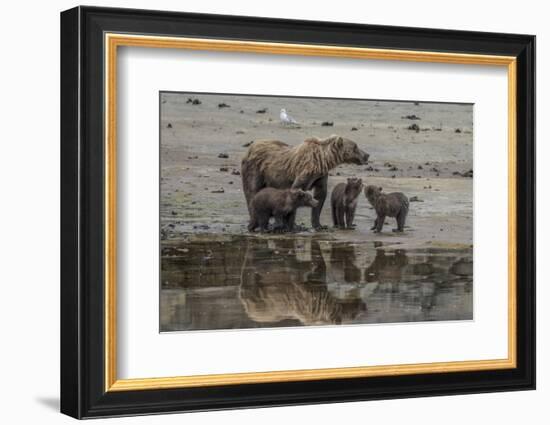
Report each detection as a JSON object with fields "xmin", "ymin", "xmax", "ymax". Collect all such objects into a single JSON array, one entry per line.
[{"xmin": 160, "ymin": 92, "xmax": 472, "ymax": 248}]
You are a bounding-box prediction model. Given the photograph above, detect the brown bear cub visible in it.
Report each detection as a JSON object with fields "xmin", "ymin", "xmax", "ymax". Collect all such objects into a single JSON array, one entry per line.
[
  {"xmin": 364, "ymin": 185, "xmax": 409, "ymax": 233},
  {"xmin": 330, "ymin": 178, "xmax": 363, "ymax": 229},
  {"xmin": 248, "ymin": 188, "xmax": 319, "ymax": 233}
]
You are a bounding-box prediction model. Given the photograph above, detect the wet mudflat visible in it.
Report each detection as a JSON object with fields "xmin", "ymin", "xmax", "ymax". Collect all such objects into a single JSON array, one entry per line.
[{"xmin": 160, "ymin": 234, "xmax": 472, "ymax": 332}]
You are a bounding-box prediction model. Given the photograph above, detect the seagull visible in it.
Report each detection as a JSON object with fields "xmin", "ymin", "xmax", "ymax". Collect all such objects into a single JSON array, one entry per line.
[{"xmin": 280, "ymin": 108, "xmax": 298, "ymax": 126}]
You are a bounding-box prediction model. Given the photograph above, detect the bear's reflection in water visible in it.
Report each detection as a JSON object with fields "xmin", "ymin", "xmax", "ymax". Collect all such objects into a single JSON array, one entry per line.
[
  {"xmin": 160, "ymin": 235, "xmax": 472, "ymax": 332},
  {"xmin": 240, "ymin": 239, "xmax": 367, "ymax": 326}
]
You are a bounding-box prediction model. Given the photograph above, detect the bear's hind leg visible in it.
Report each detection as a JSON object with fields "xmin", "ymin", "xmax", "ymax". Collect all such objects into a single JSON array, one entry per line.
[
  {"xmin": 241, "ymin": 160, "xmax": 264, "ymax": 215},
  {"xmin": 370, "ymin": 217, "xmax": 378, "ymax": 231},
  {"xmin": 375, "ymin": 214, "xmax": 385, "ymax": 233},
  {"xmin": 394, "ymin": 210, "xmax": 407, "ymax": 232},
  {"xmin": 336, "ymin": 206, "xmax": 346, "ymax": 229}
]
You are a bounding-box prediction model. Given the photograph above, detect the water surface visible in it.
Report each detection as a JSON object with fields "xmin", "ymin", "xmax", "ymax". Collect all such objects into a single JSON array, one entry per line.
[{"xmin": 160, "ymin": 235, "xmax": 472, "ymax": 332}]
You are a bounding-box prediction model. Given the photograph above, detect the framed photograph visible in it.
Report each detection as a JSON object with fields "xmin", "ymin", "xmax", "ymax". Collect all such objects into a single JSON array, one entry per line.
[{"xmin": 60, "ymin": 6, "xmax": 535, "ymax": 419}]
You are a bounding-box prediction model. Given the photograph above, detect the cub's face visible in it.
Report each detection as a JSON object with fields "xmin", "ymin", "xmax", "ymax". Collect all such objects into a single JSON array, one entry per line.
[
  {"xmin": 364, "ymin": 185, "xmax": 383, "ymax": 199},
  {"xmin": 346, "ymin": 178, "xmax": 364, "ymax": 198},
  {"xmin": 290, "ymin": 190, "xmax": 319, "ymax": 208},
  {"xmin": 334, "ymin": 136, "xmax": 370, "ymax": 165}
]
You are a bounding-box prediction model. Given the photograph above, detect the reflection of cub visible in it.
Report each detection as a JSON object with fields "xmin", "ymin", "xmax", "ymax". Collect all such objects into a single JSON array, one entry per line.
[
  {"xmin": 365, "ymin": 249, "xmax": 409, "ymax": 284},
  {"xmin": 248, "ymin": 188, "xmax": 318, "ymax": 232},
  {"xmin": 239, "ymin": 240, "xmax": 366, "ymax": 326}
]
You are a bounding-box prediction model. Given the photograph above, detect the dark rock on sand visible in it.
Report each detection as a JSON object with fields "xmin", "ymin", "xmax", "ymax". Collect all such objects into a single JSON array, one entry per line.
[
  {"xmin": 256, "ymin": 108, "xmax": 267, "ymax": 114},
  {"xmin": 402, "ymin": 114, "xmax": 421, "ymax": 120},
  {"xmin": 455, "ymin": 128, "xmax": 462, "ymax": 133},
  {"xmin": 231, "ymin": 169, "xmax": 241, "ymax": 176},
  {"xmin": 211, "ymin": 188, "xmax": 225, "ymax": 193},
  {"xmin": 218, "ymin": 103, "xmax": 230, "ymax": 108},
  {"xmin": 242, "ymin": 141, "xmax": 253, "ymax": 147},
  {"xmin": 219, "ymin": 167, "xmax": 229, "ymax": 172},
  {"xmin": 193, "ymin": 224, "xmax": 210, "ymax": 230},
  {"xmin": 321, "ymin": 121, "xmax": 334, "ymax": 126},
  {"xmin": 408, "ymin": 123, "xmax": 420, "ymax": 132},
  {"xmin": 167, "ymin": 123, "xmax": 172, "ymax": 128},
  {"xmin": 410, "ymin": 196, "xmax": 424, "ymax": 202},
  {"xmin": 218, "ymin": 153, "xmax": 229, "ymax": 158},
  {"xmin": 351, "ymin": 127, "xmax": 358, "ymax": 131}
]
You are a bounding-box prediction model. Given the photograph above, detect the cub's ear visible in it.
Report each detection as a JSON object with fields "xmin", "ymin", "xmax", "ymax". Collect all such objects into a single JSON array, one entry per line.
[
  {"xmin": 347, "ymin": 177, "xmax": 352, "ymax": 183},
  {"xmin": 379, "ymin": 186, "xmax": 383, "ymax": 191}
]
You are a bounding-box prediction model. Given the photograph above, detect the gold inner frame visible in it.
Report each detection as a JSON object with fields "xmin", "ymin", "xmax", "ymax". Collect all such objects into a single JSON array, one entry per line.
[{"xmin": 104, "ymin": 33, "xmax": 517, "ymax": 392}]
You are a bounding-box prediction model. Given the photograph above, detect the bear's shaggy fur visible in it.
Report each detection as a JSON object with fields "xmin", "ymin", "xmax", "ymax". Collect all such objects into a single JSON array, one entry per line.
[
  {"xmin": 330, "ymin": 178, "xmax": 364, "ymax": 229},
  {"xmin": 364, "ymin": 185, "xmax": 409, "ymax": 233},
  {"xmin": 248, "ymin": 187, "xmax": 319, "ymax": 233},
  {"xmin": 241, "ymin": 135, "xmax": 370, "ymax": 229}
]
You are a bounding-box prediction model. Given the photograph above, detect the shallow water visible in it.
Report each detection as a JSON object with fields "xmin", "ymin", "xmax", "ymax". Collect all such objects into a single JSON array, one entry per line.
[{"xmin": 160, "ymin": 235, "xmax": 472, "ymax": 332}]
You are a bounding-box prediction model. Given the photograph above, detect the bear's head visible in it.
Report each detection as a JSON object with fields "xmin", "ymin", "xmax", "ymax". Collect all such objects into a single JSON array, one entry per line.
[
  {"xmin": 364, "ymin": 185, "xmax": 383, "ymax": 202},
  {"xmin": 345, "ymin": 177, "xmax": 364, "ymax": 198},
  {"xmin": 327, "ymin": 135, "xmax": 370, "ymax": 165},
  {"xmin": 290, "ymin": 189, "xmax": 319, "ymax": 209}
]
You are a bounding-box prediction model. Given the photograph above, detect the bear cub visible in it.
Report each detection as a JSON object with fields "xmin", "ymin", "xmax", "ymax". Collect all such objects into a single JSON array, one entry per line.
[
  {"xmin": 330, "ymin": 178, "xmax": 363, "ymax": 229},
  {"xmin": 248, "ymin": 188, "xmax": 319, "ymax": 233},
  {"xmin": 364, "ymin": 185, "xmax": 409, "ymax": 233}
]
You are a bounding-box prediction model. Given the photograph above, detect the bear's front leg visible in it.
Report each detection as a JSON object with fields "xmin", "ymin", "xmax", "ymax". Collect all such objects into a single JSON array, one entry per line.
[
  {"xmin": 311, "ymin": 176, "xmax": 328, "ymax": 230},
  {"xmin": 291, "ymin": 173, "xmax": 320, "ymax": 230},
  {"xmin": 272, "ymin": 214, "xmax": 287, "ymax": 233},
  {"xmin": 283, "ymin": 211, "xmax": 297, "ymax": 232}
]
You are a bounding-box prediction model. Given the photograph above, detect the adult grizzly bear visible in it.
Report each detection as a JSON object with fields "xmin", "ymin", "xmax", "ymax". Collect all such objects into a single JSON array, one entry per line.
[{"xmin": 241, "ymin": 135, "xmax": 370, "ymax": 229}]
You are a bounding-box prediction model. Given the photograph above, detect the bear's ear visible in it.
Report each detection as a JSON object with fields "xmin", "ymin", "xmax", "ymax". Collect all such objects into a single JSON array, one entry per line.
[
  {"xmin": 379, "ymin": 186, "xmax": 383, "ymax": 192},
  {"xmin": 347, "ymin": 177, "xmax": 352, "ymax": 183}
]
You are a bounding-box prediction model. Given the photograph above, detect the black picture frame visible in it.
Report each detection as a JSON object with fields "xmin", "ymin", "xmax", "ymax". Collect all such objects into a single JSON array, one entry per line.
[{"xmin": 61, "ymin": 5, "xmax": 535, "ymax": 419}]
